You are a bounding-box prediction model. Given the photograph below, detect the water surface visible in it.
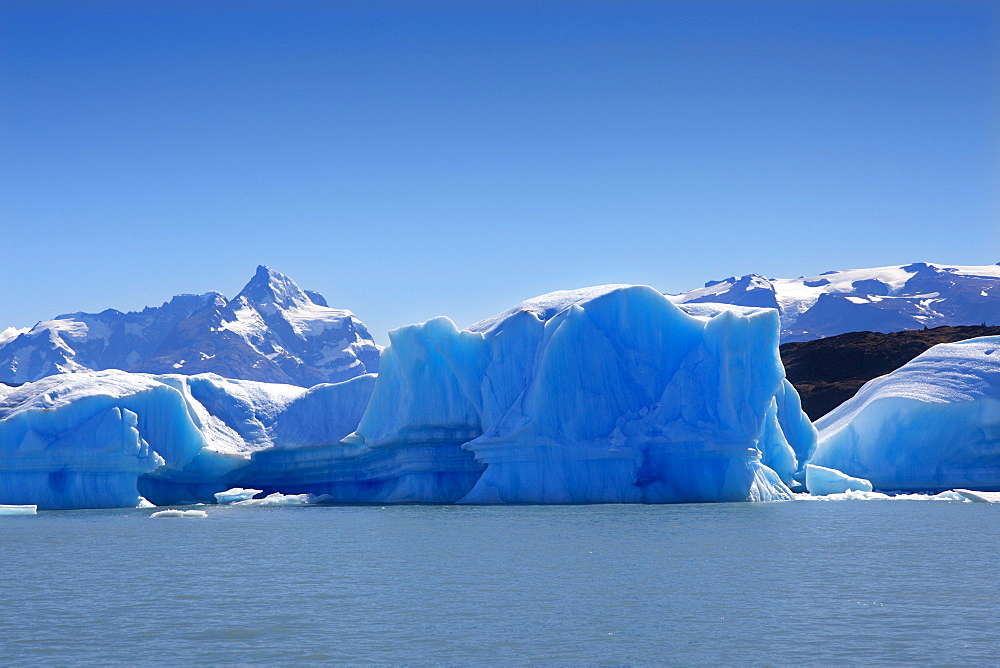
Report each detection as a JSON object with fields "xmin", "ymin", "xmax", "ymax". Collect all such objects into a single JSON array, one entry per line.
[{"xmin": 1, "ymin": 501, "xmax": 997, "ymax": 664}]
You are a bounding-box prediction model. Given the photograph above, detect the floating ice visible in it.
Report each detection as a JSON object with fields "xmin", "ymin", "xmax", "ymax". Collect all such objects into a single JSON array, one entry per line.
[
  {"xmin": 953, "ymin": 489, "xmax": 1000, "ymax": 503},
  {"xmin": 0, "ymin": 373, "xmax": 166, "ymax": 509},
  {"xmin": 805, "ymin": 464, "xmax": 873, "ymax": 496},
  {"xmin": 812, "ymin": 336, "xmax": 1000, "ymax": 491},
  {"xmin": 150, "ymin": 509, "xmax": 208, "ymax": 518},
  {"xmin": 214, "ymin": 488, "xmax": 263, "ymax": 504},
  {"xmin": 0, "ymin": 284, "xmax": 816, "ymax": 508},
  {"xmin": 330, "ymin": 285, "xmax": 811, "ymax": 504},
  {"xmin": 794, "ymin": 490, "xmax": 967, "ymax": 501},
  {"xmin": 232, "ymin": 492, "xmax": 330, "ymax": 506},
  {"xmin": 0, "ymin": 370, "xmax": 375, "ymax": 509},
  {"xmin": 0, "ymin": 504, "xmax": 37, "ymax": 515}
]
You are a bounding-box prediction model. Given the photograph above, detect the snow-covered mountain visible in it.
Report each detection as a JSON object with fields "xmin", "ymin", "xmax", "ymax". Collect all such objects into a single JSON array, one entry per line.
[
  {"xmin": 670, "ymin": 262, "xmax": 1000, "ymax": 342},
  {"xmin": 0, "ymin": 266, "xmax": 380, "ymax": 386}
]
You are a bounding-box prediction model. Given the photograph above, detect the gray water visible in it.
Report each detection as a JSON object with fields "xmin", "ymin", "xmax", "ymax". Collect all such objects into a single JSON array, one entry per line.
[{"xmin": 1, "ymin": 500, "xmax": 997, "ymax": 665}]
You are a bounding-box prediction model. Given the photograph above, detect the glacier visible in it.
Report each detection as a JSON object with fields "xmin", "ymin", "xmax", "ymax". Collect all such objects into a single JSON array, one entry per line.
[
  {"xmin": 811, "ymin": 336, "xmax": 1000, "ymax": 492},
  {"xmin": 0, "ymin": 284, "xmax": 819, "ymax": 509}
]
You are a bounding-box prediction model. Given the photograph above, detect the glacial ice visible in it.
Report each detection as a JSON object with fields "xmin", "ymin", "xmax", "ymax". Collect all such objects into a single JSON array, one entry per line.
[
  {"xmin": 952, "ymin": 489, "xmax": 1000, "ymax": 503},
  {"xmin": 0, "ymin": 504, "xmax": 37, "ymax": 515},
  {"xmin": 232, "ymin": 492, "xmax": 330, "ymax": 506},
  {"xmin": 334, "ymin": 285, "xmax": 811, "ymax": 504},
  {"xmin": 0, "ymin": 284, "xmax": 817, "ymax": 508},
  {"xmin": 805, "ymin": 464, "xmax": 873, "ymax": 496},
  {"xmin": 150, "ymin": 509, "xmax": 208, "ymax": 518},
  {"xmin": 811, "ymin": 336, "xmax": 1000, "ymax": 492},
  {"xmin": 214, "ymin": 488, "xmax": 263, "ymax": 504},
  {"xmin": 0, "ymin": 370, "xmax": 375, "ymax": 508},
  {"xmin": 794, "ymin": 490, "xmax": 967, "ymax": 501},
  {"xmin": 0, "ymin": 373, "xmax": 166, "ymax": 509}
]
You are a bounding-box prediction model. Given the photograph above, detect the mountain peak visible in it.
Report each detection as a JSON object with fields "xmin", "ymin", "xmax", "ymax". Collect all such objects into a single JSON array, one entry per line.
[{"xmin": 237, "ymin": 265, "xmax": 312, "ymax": 311}]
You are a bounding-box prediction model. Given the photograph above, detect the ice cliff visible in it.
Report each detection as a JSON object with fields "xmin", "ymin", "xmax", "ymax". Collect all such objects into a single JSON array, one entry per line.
[
  {"xmin": 0, "ymin": 284, "xmax": 819, "ymax": 509},
  {"xmin": 811, "ymin": 336, "xmax": 1000, "ymax": 491}
]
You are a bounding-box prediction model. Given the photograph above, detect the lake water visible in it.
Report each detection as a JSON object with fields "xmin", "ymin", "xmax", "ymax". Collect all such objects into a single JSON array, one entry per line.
[{"xmin": 1, "ymin": 500, "xmax": 998, "ymax": 665}]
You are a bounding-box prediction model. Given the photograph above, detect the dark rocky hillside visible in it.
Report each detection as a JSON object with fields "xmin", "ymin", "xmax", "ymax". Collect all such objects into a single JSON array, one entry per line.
[{"xmin": 780, "ymin": 325, "xmax": 1000, "ymax": 420}]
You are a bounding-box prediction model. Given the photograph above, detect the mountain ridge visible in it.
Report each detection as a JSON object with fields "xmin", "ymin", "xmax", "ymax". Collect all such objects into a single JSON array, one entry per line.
[
  {"xmin": 0, "ymin": 266, "xmax": 379, "ymax": 387},
  {"xmin": 670, "ymin": 261, "xmax": 1000, "ymax": 342}
]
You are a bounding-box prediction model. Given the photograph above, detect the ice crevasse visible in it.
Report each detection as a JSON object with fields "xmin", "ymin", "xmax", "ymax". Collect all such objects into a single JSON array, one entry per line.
[{"xmin": 0, "ymin": 284, "xmax": 818, "ymax": 508}]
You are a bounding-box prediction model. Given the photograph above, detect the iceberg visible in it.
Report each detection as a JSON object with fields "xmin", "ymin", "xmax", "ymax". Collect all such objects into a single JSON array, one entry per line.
[
  {"xmin": 0, "ymin": 504, "xmax": 37, "ymax": 515},
  {"xmin": 337, "ymin": 285, "xmax": 811, "ymax": 504},
  {"xmin": 794, "ymin": 490, "xmax": 966, "ymax": 501},
  {"xmin": 811, "ymin": 336, "xmax": 1000, "ymax": 492},
  {"xmin": 232, "ymin": 492, "xmax": 330, "ymax": 506},
  {"xmin": 952, "ymin": 489, "xmax": 1000, "ymax": 503},
  {"xmin": 804, "ymin": 464, "xmax": 873, "ymax": 495},
  {"xmin": 150, "ymin": 509, "xmax": 208, "ymax": 518},
  {"xmin": 213, "ymin": 487, "xmax": 263, "ymax": 504},
  {"xmin": 0, "ymin": 284, "xmax": 816, "ymax": 508},
  {"xmin": 0, "ymin": 370, "xmax": 375, "ymax": 508},
  {"xmin": 0, "ymin": 372, "xmax": 167, "ymax": 509}
]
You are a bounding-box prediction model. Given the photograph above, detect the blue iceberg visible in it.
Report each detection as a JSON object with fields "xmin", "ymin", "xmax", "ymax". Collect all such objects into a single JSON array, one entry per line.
[
  {"xmin": 334, "ymin": 285, "xmax": 812, "ymax": 503},
  {"xmin": 811, "ymin": 336, "xmax": 1000, "ymax": 491},
  {"xmin": 0, "ymin": 371, "xmax": 375, "ymax": 508},
  {"xmin": 0, "ymin": 285, "xmax": 817, "ymax": 508}
]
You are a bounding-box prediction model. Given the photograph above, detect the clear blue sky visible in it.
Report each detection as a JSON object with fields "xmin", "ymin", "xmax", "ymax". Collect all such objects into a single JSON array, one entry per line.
[{"xmin": 2, "ymin": 0, "xmax": 998, "ymax": 343}]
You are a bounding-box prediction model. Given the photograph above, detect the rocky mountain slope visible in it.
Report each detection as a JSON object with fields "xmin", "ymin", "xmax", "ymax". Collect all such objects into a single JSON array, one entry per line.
[
  {"xmin": 780, "ymin": 325, "xmax": 1000, "ymax": 420},
  {"xmin": 670, "ymin": 262, "xmax": 1000, "ymax": 342},
  {"xmin": 0, "ymin": 266, "xmax": 380, "ymax": 387}
]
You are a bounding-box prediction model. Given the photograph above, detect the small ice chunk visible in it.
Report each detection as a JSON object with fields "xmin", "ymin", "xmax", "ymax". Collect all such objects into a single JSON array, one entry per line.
[
  {"xmin": 214, "ymin": 488, "xmax": 264, "ymax": 504},
  {"xmin": 233, "ymin": 492, "xmax": 331, "ymax": 506},
  {"xmin": 0, "ymin": 504, "xmax": 37, "ymax": 515},
  {"xmin": 796, "ymin": 489, "xmax": 888, "ymax": 501},
  {"xmin": 794, "ymin": 490, "xmax": 964, "ymax": 501},
  {"xmin": 953, "ymin": 489, "xmax": 1000, "ymax": 503},
  {"xmin": 805, "ymin": 464, "xmax": 873, "ymax": 496},
  {"xmin": 137, "ymin": 497, "xmax": 156, "ymax": 508},
  {"xmin": 931, "ymin": 490, "xmax": 968, "ymax": 501},
  {"xmin": 150, "ymin": 509, "xmax": 208, "ymax": 518}
]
